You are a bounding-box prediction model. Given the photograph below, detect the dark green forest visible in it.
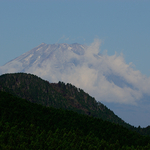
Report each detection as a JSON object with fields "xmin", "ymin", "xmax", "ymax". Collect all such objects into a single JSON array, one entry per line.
[
  {"xmin": 0, "ymin": 73, "xmax": 150, "ymax": 136},
  {"xmin": 0, "ymin": 91, "xmax": 150, "ymax": 150},
  {"xmin": 1, "ymin": 73, "xmax": 150, "ymax": 149},
  {"xmin": 0, "ymin": 73, "xmax": 124, "ymax": 126}
]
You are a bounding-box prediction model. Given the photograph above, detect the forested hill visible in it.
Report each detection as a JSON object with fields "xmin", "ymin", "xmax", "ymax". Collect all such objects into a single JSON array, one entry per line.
[
  {"xmin": 0, "ymin": 90, "xmax": 150, "ymax": 149},
  {"xmin": 0, "ymin": 73, "xmax": 126, "ymax": 126},
  {"xmin": 0, "ymin": 73, "xmax": 150, "ymax": 136}
]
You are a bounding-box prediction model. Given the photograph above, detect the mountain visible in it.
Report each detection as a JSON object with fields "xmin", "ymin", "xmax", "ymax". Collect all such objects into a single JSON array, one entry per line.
[
  {"xmin": 1, "ymin": 42, "xmax": 150, "ymax": 127},
  {"xmin": 1, "ymin": 90, "xmax": 150, "ymax": 149},
  {"xmin": 0, "ymin": 73, "xmax": 127, "ymax": 126},
  {"xmin": 1, "ymin": 72, "xmax": 150, "ymax": 136},
  {"xmin": 0, "ymin": 43, "xmax": 86, "ymax": 75}
]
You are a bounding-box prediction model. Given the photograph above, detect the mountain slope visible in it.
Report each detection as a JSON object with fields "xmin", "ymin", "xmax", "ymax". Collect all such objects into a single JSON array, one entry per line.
[
  {"xmin": 0, "ymin": 73, "xmax": 128, "ymax": 127},
  {"xmin": 1, "ymin": 72, "xmax": 150, "ymax": 136}
]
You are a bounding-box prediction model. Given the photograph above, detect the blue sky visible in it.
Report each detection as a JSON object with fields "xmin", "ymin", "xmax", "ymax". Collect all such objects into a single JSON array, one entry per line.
[
  {"xmin": 0, "ymin": 0, "xmax": 150, "ymax": 127},
  {"xmin": 0, "ymin": 0, "xmax": 150, "ymax": 76}
]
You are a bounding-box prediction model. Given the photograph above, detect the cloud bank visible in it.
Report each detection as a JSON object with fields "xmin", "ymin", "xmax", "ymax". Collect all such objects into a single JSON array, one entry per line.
[{"xmin": 1, "ymin": 39, "xmax": 150, "ymax": 105}]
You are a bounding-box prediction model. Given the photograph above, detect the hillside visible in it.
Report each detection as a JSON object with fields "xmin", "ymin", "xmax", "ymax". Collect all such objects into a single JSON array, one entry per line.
[
  {"xmin": 1, "ymin": 73, "xmax": 150, "ymax": 136},
  {"xmin": 0, "ymin": 73, "xmax": 128, "ymax": 126},
  {"xmin": 0, "ymin": 91, "xmax": 150, "ymax": 149}
]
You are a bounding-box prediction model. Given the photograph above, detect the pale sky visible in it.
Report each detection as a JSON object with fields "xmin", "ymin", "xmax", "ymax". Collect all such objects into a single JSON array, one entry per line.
[{"xmin": 0, "ymin": 0, "xmax": 150, "ymax": 76}]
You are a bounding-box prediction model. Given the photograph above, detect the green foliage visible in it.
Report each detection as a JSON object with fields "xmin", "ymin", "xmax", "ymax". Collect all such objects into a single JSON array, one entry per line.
[
  {"xmin": 0, "ymin": 73, "xmax": 130, "ymax": 126},
  {"xmin": 0, "ymin": 91, "xmax": 150, "ymax": 149},
  {"xmin": 0, "ymin": 72, "xmax": 150, "ymax": 138}
]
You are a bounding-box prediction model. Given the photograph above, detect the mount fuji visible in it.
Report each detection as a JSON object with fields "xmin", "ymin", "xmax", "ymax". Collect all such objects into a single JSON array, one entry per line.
[{"xmin": 0, "ymin": 40, "xmax": 150, "ymax": 127}]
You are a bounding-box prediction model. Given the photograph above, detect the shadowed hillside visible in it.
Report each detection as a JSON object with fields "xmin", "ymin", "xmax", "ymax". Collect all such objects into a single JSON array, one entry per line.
[
  {"xmin": 0, "ymin": 90, "xmax": 150, "ymax": 149},
  {"xmin": 1, "ymin": 72, "xmax": 150, "ymax": 136},
  {"xmin": 0, "ymin": 73, "xmax": 126, "ymax": 125}
]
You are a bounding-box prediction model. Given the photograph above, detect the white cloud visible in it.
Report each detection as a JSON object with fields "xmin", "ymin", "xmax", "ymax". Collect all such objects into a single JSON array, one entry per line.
[{"xmin": 56, "ymin": 39, "xmax": 150, "ymax": 105}]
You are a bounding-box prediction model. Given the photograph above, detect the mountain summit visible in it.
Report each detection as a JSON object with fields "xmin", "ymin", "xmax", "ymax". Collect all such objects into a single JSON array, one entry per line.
[{"xmin": 1, "ymin": 43, "xmax": 87, "ymax": 75}]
